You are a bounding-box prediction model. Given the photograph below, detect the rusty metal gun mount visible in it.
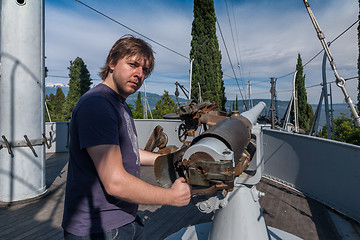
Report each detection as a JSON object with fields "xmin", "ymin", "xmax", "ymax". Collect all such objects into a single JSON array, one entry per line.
[
  {"xmin": 177, "ymin": 100, "xmax": 228, "ymax": 143},
  {"xmin": 155, "ymin": 102, "xmax": 265, "ymax": 199}
]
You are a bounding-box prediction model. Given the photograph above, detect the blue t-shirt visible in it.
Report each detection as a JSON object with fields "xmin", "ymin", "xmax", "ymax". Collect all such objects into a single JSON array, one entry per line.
[{"xmin": 62, "ymin": 84, "xmax": 140, "ymax": 236}]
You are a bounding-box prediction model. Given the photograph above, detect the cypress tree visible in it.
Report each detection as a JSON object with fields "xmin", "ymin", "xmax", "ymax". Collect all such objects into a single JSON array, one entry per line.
[
  {"xmin": 291, "ymin": 54, "xmax": 314, "ymax": 131},
  {"xmin": 235, "ymin": 95, "xmax": 239, "ymax": 111},
  {"xmin": 132, "ymin": 91, "xmax": 144, "ymax": 119},
  {"xmin": 190, "ymin": 0, "xmax": 226, "ymax": 109},
  {"xmin": 358, "ymin": 0, "xmax": 360, "ymax": 110},
  {"xmin": 53, "ymin": 87, "xmax": 66, "ymax": 121},
  {"xmin": 64, "ymin": 57, "xmax": 92, "ymax": 120}
]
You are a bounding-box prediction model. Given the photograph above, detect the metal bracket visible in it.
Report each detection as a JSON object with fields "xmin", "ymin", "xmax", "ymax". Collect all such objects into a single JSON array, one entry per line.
[
  {"xmin": 0, "ymin": 132, "xmax": 53, "ymax": 155},
  {"xmin": 1, "ymin": 135, "xmax": 13, "ymax": 155}
]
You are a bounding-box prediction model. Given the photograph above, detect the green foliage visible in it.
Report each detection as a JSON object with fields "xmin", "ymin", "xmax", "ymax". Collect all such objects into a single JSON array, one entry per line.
[
  {"xmin": 152, "ymin": 91, "xmax": 178, "ymax": 119},
  {"xmin": 358, "ymin": 0, "xmax": 360, "ymax": 111},
  {"xmin": 53, "ymin": 87, "xmax": 66, "ymax": 121},
  {"xmin": 290, "ymin": 54, "xmax": 314, "ymax": 132},
  {"xmin": 190, "ymin": 0, "xmax": 226, "ymax": 109},
  {"xmin": 235, "ymin": 95, "xmax": 239, "ymax": 111},
  {"xmin": 132, "ymin": 92, "xmax": 144, "ymax": 119},
  {"xmin": 63, "ymin": 57, "xmax": 92, "ymax": 120},
  {"xmin": 318, "ymin": 113, "xmax": 360, "ymax": 146},
  {"xmin": 45, "ymin": 88, "xmax": 66, "ymax": 122}
]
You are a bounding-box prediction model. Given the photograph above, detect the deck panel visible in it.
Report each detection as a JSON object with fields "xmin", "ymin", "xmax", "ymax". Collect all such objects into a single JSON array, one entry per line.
[{"xmin": 0, "ymin": 152, "xmax": 356, "ymax": 239}]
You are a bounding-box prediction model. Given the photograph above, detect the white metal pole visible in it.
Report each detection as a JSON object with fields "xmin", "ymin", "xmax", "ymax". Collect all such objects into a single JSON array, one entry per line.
[
  {"xmin": 143, "ymin": 83, "xmax": 148, "ymax": 119},
  {"xmin": 189, "ymin": 59, "xmax": 194, "ymax": 100},
  {"xmin": 293, "ymin": 70, "xmax": 299, "ymax": 133},
  {"xmin": 0, "ymin": 0, "xmax": 46, "ymax": 202}
]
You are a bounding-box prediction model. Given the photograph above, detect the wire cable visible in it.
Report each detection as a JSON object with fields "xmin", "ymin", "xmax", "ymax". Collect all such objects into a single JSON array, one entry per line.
[
  {"xmin": 216, "ymin": 20, "xmax": 246, "ymax": 105},
  {"xmin": 74, "ymin": 0, "xmax": 190, "ymax": 60},
  {"xmin": 277, "ymin": 18, "xmax": 359, "ymax": 80}
]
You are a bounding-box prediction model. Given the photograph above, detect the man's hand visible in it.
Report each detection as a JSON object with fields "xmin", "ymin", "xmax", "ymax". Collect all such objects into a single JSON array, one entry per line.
[{"xmin": 169, "ymin": 177, "xmax": 191, "ymax": 206}]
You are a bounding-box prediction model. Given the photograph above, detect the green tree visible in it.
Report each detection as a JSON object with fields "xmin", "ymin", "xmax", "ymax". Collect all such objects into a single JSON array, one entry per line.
[
  {"xmin": 358, "ymin": 0, "xmax": 360, "ymax": 110},
  {"xmin": 64, "ymin": 57, "xmax": 92, "ymax": 120},
  {"xmin": 290, "ymin": 54, "xmax": 314, "ymax": 131},
  {"xmin": 132, "ymin": 92, "xmax": 144, "ymax": 119},
  {"xmin": 235, "ymin": 95, "xmax": 239, "ymax": 111},
  {"xmin": 52, "ymin": 87, "xmax": 66, "ymax": 121},
  {"xmin": 190, "ymin": 0, "xmax": 226, "ymax": 109},
  {"xmin": 152, "ymin": 91, "xmax": 178, "ymax": 119},
  {"xmin": 319, "ymin": 113, "xmax": 360, "ymax": 146}
]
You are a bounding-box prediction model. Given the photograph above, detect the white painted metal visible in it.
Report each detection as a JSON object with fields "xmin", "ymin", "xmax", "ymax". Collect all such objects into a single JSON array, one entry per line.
[
  {"xmin": 134, "ymin": 119, "xmax": 186, "ymax": 149},
  {"xmin": 237, "ymin": 124, "xmax": 265, "ymax": 185},
  {"xmin": 189, "ymin": 59, "xmax": 194, "ymax": 100},
  {"xmin": 209, "ymin": 185, "xmax": 269, "ymax": 240},
  {"xmin": 0, "ymin": 0, "xmax": 46, "ymax": 202},
  {"xmin": 292, "ymin": 70, "xmax": 299, "ymax": 133},
  {"xmin": 182, "ymin": 138, "xmax": 233, "ymax": 163},
  {"xmin": 45, "ymin": 122, "xmax": 69, "ymax": 153},
  {"xmin": 263, "ymin": 128, "xmax": 360, "ymax": 223},
  {"xmin": 240, "ymin": 101, "xmax": 266, "ymax": 125}
]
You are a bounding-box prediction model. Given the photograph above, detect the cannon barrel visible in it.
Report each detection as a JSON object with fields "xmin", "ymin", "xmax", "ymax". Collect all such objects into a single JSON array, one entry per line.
[{"xmin": 240, "ymin": 101, "xmax": 266, "ymax": 125}]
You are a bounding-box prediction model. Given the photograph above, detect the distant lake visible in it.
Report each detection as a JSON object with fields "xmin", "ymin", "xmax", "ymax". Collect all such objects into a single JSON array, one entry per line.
[{"xmin": 276, "ymin": 104, "xmax": 355, "ymax": 128}]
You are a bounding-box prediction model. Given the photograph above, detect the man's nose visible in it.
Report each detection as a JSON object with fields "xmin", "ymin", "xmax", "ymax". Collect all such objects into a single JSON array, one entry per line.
[{"xmin": 134, "ymin": 66, "xmax": 144, "ymax": 79}]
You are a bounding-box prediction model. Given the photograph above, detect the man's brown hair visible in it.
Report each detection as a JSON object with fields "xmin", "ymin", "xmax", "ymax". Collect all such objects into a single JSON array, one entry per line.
[{"xmin": 99, "ymin": 35, "xmax": 155, "ymax": 80}]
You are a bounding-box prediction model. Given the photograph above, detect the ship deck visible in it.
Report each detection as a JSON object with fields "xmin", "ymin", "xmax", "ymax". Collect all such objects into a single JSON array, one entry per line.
[{"xmin": 0, "ymin": 152, "xmax": 358, "ymax": 239}]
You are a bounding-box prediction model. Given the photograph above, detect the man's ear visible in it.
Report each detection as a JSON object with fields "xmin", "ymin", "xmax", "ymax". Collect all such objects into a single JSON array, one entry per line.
[{"xmin": 109, "ymin": 60, "xmax": 116, "ymax": 70}]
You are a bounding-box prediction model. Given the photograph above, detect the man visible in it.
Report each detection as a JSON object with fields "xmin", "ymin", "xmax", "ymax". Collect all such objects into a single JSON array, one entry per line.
[{"xmin": 62, "ymin": 36, "xmax": 191, "ymax": 239}]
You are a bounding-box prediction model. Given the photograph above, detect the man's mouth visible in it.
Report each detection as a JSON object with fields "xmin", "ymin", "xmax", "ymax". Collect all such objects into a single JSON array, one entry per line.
[{"xmin": 129, "ymin": 81, "xmax": 138, "ymax": 87}]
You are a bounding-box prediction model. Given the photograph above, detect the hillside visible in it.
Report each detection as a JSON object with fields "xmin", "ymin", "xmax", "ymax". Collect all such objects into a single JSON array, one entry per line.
[{"xmin": 45, "ymin": 86, "xmax": 284, "ymax": 112}]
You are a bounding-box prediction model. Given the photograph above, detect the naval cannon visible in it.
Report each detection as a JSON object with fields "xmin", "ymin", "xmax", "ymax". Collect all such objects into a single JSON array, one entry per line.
[
  {"xmin": 147, "ymin": 102, "xmax": 275, "ymax": 239},
  {"xmin": 154, "ymin": 102, "xmax": 266, "ymax": 206}
]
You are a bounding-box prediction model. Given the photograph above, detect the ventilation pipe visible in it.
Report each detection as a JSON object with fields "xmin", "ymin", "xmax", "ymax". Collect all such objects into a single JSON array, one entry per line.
[{"xmin": 0, "ymin": 0, "xmax": 46, "ymax": 202}]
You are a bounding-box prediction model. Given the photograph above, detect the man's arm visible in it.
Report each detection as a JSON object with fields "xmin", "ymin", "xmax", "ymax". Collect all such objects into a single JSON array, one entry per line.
[
  {"xmin": 87, "ymin": 144, "xmax": 191, "ymax": 206},
  {"xmin": 139, "ymin": 148, "xmax": 160, "ymax": 166}
]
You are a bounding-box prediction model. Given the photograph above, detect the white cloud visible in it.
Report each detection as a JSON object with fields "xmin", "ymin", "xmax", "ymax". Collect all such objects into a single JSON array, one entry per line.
[{"xmin": 44, "ymin": 0, "xmax": 359, "ymax": 104}]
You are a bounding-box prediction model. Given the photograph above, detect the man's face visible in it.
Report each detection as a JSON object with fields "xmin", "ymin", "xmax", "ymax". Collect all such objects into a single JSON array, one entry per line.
[{"xmin": 109, "ymin": 55, "xmax": 150, "ymax": 99}]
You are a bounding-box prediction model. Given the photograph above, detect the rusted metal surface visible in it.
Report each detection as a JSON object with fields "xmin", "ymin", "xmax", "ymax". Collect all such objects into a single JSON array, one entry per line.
[
  {"xmin": 233, "ymin": 141, "xmax": 256, "ymax": 176},
  {"xmin": 199, "ymin": 111, "xmax": 228, "ymax": 127},
  {"xmin": 177, "ymin": 100, "xmax": 228, "ymax": 142},
  {"xmin": 154, "ymin": 102, "xmax": 265, "ymax": 197},
  {"xmin": 154, "ymin": 145, "xmax": 189, "ymax": 188},
  {"xmin": 144, "ymin": 125, "xmax": 168, "ymax": 152}
]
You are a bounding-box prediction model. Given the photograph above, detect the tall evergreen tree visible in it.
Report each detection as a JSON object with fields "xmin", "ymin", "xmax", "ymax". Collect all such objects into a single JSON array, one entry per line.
[
  {"xmin": 64, "ymin": 57, "xmax": 92, "ymax": 120},
  {"xmin": 235, "ymin": 95, "xmax": 239, "ymax": 111},
  {"xmin": 52, "ymin": 87, "xmax": 66, "ymax": 121},
  {"xmin": 357, "ymin": 0, "xmax": 360, "ymax": 110},
  {"xmin": 152, "ymin": 91, "xmax": 178, "ymax": 119},
  {"xmin": 291, "ymin": 54, "xmax": 314, "ymax": 131},
  {"xmin": 190, "ymin": 0, "xmax": 226, "ymax": 109},
  {"xmin": 132, "ymin": 92, "xmax": 144, "ymax": 119}
]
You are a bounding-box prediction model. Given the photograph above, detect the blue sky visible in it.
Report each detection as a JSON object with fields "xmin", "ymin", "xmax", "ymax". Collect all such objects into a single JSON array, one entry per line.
[{"xmin": 45, "ymin": 0, "xmax": 358, "ymax": 104}]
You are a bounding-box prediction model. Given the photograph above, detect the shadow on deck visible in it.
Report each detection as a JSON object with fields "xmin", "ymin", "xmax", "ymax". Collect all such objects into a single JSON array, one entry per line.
[
  {"xmin": 0, "ymin": 153, "xmax": 212, "ymax": 240},
  {"xmin": 0, "ymin": 152, "xmax": 352, "ymax": 239}
]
